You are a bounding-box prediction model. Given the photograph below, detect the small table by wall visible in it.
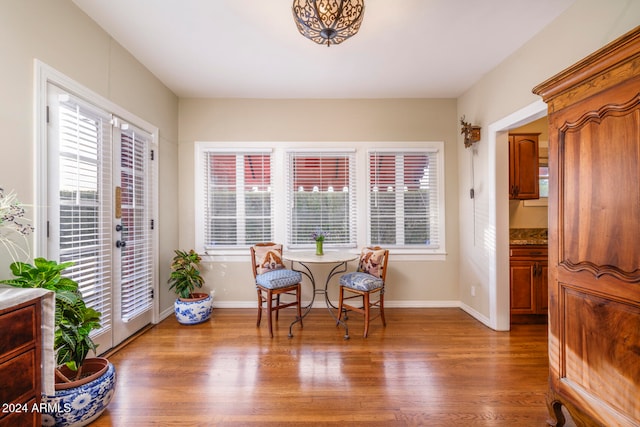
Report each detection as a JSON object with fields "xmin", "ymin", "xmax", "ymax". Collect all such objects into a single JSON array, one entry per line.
[{"xmin": 283, "ymin": 250, "xmax": 358, "ymax": 339}]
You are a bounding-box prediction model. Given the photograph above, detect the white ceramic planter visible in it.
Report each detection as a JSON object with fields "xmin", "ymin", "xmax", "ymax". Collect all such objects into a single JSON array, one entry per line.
[
  {"xmin": 174, "ymin": 293, "xmax": 213, "ymax": 325},
  {"xmin": 41, "ymin": 359, "xmax": 116, "ymax": 427}
]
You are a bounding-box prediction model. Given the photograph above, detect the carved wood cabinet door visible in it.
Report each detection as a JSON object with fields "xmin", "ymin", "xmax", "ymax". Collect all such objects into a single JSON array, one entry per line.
[{"xmin": 534, "ymin": 27, "xmax": 640, "ymax": 427}]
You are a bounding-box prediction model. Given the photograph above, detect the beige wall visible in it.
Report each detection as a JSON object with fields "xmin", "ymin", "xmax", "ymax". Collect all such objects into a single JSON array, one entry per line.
[
  {"xmin": 178, "ymin": 98, "xmax": 461, "ymax": 306},
  {"xmin": 456, "ymin": 0, "xmax": 640, "ymax": 327},
  {"xmin": 3, "ymin": 0, "xmax": 639, "ymax": 324},
  {"xmin": 0, "ymin": 0, "xmax": 179, "ymax": 312}
]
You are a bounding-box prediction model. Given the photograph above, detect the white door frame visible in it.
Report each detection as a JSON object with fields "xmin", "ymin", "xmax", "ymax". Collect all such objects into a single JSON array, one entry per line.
[
  {"xmin": 33, "ymin": 60, "xmax": 160, "ymax": 342},
  {"xmin": 487, "ymin": 99, "xmax": 547, "ymax": 331}
]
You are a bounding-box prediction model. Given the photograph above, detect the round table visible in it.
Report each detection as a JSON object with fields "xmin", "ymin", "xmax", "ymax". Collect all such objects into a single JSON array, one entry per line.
[{"xmin": 283, "ymin": 250, "xmax": 359, "ymax": 339}]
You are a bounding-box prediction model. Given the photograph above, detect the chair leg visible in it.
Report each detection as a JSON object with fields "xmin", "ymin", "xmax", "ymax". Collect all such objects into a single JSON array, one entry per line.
[
  {"xmin": 363, "ymin": 292, "xmax": 370, "ymax": 338},
  {"xmin": 256, "ymin": 288, "xmax": 263, "ymax": 327},
  {"xmin": 267, "ymin": 289, "xmax": 274, "ymax": 338},
  {"xmin": 379, "ymin": 290, "xmax": 386, "ymax": 327},
  {"xmin": 275, "ymin": 294, "xmax": 280, "ymax": 321}
]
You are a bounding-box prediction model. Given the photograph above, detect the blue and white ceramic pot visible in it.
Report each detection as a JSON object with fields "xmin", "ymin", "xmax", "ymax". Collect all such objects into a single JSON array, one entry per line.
[
  {"xmin": 41, "ymin": 357, "xmax": 116, "ymax": 427},
  {"xmin": 174, "ymin": 292, "xmax": 213, "ymax": 325}
]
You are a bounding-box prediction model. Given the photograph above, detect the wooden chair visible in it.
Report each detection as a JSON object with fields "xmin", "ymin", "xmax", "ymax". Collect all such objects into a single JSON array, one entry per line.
[
  {"xmin": 337, "ymin": 246, "xmax": 389, "ymax": 338},
  {"xmin": 250, "ymin": 242, "xmax": 302, "ymax": 337}
]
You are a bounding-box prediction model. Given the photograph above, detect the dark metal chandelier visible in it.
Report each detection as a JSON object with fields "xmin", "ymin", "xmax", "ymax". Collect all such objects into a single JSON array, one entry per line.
[{"xmin": 292, "ymin": 0, "xmax": 365, "ymax": 47}]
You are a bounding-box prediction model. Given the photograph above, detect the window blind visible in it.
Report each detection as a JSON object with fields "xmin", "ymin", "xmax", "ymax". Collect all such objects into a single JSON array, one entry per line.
[
  {"xmin": 368, "ymin": 149, "xmax": 440, "ymax": 248},
  {"xmin": 286, "ymin": 150, "xmax": 357, "ymax": 247},
  {"xmin": 56, "ymin": 93, "xmax": 113, "ymax": 335},
  {"xmin": 119, "ymin": 124, "xmax": 154, "ymax": 322},
  {"xmin": 202, "ymin": 150, "xmax": 272, "ymax": 248}
]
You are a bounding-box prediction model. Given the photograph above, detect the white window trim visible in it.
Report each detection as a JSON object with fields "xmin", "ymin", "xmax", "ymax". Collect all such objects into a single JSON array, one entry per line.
[
  {"xmin": 366, "ymin": 146, "xmax": 446, "ymax": 255},
  {"xmin": 285, "ymin": 148, "xmax": 357, "ymax": 250},
  {"xmin": 194, "ymin": 144, "xmax": 274, "ymax": 254},
  {"xmin": 195, "ymin": 141, "xmax": 447, "ymax": 262}
]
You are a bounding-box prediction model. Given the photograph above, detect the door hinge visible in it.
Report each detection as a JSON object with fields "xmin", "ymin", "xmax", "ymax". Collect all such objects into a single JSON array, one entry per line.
[
  {"xmin": 150, "ymin": 219, "xmax": 155, "ymax": 230},
  {"xmin": 150, "ymin": 289, "xmax": 154, "ymax": 299},
  {"xmin": 46, "ymin": 220, "xmax": 50, "ymax": 238},
  {"xmin": 46, "ymin": 106, "xmax": 50, "ymax": 124},
  {"xmin": 150, "ymin": 149, "xmax": 155, "ymax": 161}
]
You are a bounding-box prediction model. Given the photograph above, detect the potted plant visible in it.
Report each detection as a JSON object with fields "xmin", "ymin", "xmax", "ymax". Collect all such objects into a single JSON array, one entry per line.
[
  {"xmin": 0, "ymin": 258, "xmax": 116, "ymax": 427},
  {"xmin": 168, "ymin": 249, "xmax": 213, "ymax": 324}
]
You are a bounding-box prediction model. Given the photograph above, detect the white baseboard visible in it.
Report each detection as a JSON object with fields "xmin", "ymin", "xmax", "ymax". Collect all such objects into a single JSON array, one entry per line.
[
  {"xmin": 188, "ymin": 300, "xmax": 461, "ymax": 309},
  {"xmin": 156, "ymin": 300, "xmax": 493, "ymax": 329},
  {"xmin": 159, "ymin": 306, "xmax": 175, "ymax": 321},
  {"xmin": 459, "ymin": 302, "xmax": 491, "ymax": 327}
]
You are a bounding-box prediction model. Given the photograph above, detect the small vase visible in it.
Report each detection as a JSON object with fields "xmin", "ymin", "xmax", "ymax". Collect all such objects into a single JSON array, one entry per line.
[{"xmin": 315, "ymin": 240, "xmax": 324, "ymax": 256}]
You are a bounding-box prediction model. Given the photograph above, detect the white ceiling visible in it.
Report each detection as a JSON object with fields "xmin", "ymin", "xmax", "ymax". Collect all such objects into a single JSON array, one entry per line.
[{"xmin": 72, "ymin": 0, "xmax": 575, "ymax": 99}]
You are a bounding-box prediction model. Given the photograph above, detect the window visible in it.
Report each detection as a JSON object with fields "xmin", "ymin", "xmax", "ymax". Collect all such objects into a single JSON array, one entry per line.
[
  {"xmin": 524, "ymin": 143, "xmax": 548, "ymax": 207},
  {"xmin": 539, "ymin": 166, "xmax": 549, "ymax": 198},
  {"xmin": 368, "ymin": 148, "xmax": 444, "ymax": 250},
  {"xmin": 286, "ymin": 150, "xmax": 357, "ymax": 248},
  {"xmin": 197, "ymin": 148, "xmax": 273, "ymax": 249},
  {"xmin": 195, "ymin": 142, "xmax": 445, "ymax": 258}
]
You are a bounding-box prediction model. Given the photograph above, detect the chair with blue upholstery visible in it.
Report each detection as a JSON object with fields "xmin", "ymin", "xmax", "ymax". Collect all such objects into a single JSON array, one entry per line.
[
  {"xmin": 251, "ymin": 242, "xmax": 303, "ymax": 337},
  {"xmin": 337, "ymin": 246, "xmax": 389, "ymax": 338}
]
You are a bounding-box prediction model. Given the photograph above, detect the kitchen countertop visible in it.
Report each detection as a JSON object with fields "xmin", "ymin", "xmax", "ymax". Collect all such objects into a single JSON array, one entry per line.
[{"xmin": 509, "ymin": 228, "xmax": 548, "ymax": 245}]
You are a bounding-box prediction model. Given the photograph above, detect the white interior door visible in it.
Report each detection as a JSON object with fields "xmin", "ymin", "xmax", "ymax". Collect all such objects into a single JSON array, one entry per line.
[{"xmin": 47, "ymin": 83, "xmax": 155, "ymax": 354}]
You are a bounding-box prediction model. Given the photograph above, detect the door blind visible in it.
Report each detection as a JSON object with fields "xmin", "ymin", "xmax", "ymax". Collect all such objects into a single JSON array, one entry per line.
[
  {"xmin": 119, "ymin": 124, "xmax": 154, "ymax": 322},
  {"xmin": 55, "ymin": 91, "xmax": 113, "ymax": 336}
]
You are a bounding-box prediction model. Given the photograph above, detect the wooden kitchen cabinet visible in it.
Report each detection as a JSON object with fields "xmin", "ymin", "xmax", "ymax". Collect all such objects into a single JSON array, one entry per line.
[
  {"xmin": 0, "ymin": 298, "xmax": 42, "ymax": 427},
  {"xmin": 509, "ymin": 245, "xmax": 548, "ymax": 324},
  {"xmin": 509, "ymin": 133, "xmax": 539, "ymax": 199}
]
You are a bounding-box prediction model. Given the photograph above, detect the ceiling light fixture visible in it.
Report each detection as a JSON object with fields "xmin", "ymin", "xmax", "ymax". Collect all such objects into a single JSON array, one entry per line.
[{"xmin": 292, "ymin": 0, "xmax": 365, "ymax": 47}]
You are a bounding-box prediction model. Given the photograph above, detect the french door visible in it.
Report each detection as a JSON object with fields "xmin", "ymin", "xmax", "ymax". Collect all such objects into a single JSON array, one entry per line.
[{"xmin": 46, "ymin": 83, "xmax": 156, "ymax": 353}]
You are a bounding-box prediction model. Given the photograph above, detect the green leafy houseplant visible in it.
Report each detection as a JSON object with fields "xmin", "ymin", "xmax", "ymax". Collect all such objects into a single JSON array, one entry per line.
[
  {"xmin": 168, "ymin": 249, "xmax": 205, "ymax": 299},
  {"xmin": 0, "ymin": 258, "xmax": 101, "ymax": 382}
]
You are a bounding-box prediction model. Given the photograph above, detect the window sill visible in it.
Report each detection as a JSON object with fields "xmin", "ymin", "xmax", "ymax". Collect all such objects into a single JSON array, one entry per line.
[{"xmin": 201, "ymin": 249, "xmax": 447, "ymax": 263}]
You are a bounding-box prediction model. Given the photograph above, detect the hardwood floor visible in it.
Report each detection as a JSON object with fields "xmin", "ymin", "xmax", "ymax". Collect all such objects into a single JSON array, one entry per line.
[{"xmin": 93, "ymin": 308, "xmax": 550, "ymax": 426}]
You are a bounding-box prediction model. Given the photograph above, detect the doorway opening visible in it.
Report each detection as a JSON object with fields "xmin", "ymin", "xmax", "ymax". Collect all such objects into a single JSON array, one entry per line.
[{"xmin": 487, "ymin": 99, "xmax": 547, "ymax": 331}]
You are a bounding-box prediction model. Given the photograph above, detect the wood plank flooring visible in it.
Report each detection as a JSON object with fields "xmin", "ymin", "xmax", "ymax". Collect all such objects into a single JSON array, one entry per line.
[{"xmin": 92, "ymin": 308, "xmax": 550, "ymax": 426}]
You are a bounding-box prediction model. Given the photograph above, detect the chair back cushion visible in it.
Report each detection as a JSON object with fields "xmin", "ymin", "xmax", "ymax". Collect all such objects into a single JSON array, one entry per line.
[
  {"xmin": 254, "ymin": 244, "xmax": 285, "ymax": 275},
  {"xmin": 357, "ymin": 247, "xmax": 387, "ymax": 278}
]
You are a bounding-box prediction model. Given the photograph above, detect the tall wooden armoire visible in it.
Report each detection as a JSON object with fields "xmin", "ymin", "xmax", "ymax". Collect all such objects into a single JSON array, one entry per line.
[{"xmin": 533, "ymin": 27, "xmax": 640, "ymax": 426}]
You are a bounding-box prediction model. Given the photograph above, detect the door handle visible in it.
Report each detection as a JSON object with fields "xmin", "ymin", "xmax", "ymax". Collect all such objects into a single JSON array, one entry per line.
[{"xmin": 116, "ymin": 240, "xmax": 126, "ymax": 248}]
